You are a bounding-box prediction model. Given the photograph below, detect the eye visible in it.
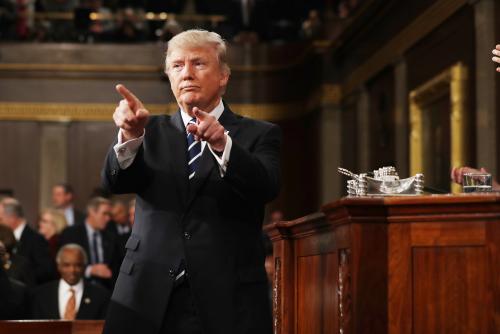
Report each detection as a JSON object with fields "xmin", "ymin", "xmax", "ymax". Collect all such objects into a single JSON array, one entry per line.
[{"xmin": 172, "ymin": 63, "xmax": 183, "ymax": 71}]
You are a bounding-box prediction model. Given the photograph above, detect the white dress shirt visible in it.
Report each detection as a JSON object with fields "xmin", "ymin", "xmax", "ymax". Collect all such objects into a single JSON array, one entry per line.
[
  {"xmin": 13, "ymin": 222, "xmax": 27, "ymax": 241},
  {"xmin": 113, "ymin": 99, "xmax": 232, "ymax": 177},
  {"xmin": 58, "ymin": 279, "xmax": 84, "ymax": 319},
  {"xmin": 63, "ymin": 206, "xmax": 75, "ymax": 226}
]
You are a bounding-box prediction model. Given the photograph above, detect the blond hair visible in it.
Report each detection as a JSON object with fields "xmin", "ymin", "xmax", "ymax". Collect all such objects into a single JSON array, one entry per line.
[
  {"xmin": 41, "ymin": 208, "xmax": 67, "ymax": 234},
  {"xmin": 165, "ymin": 29, "xmax": 231, "ymax": 76}
]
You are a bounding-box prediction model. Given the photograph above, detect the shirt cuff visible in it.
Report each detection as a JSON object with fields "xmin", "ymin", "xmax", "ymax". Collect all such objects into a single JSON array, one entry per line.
[
  {"xmin": 208, "ymin": 132, "xmax": 232, "ymax": 177},
  {"xmin": 113, "ymin": 129, "xmax": 145, "ymax": 169}
]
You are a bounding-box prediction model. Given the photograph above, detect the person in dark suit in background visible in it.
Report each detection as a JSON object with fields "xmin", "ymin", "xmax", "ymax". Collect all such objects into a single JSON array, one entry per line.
[
  {"xmin": 32, "ymin": 243, "xmax": 110, "ymax": 320},
  {"xmin": 105, "ymin": 200, "xmax": 131, "ymax": 257},
  {"xmin": 102, "ymin": 29, "xmax": 281, "ymax": 334},
  {"xmin": 0, "ymin": 224, "xmax": 35, "ymax": 289},
  {"xmin": 59, "ymin": 197, "xmax": 121, "ymax": 290},
  {"xmin": 0, "ymin": 197, "xmax": 56, "ymax": 285},
  {"xmin": 0, "ymin": 242, "xmax": 29, "ymax": 320},
  {"xmin": 52, "ymin": 183, "xmax": 86, "ymax": 227}
]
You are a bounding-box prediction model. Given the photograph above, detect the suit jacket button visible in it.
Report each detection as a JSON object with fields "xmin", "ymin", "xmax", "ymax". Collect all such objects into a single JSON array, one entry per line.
[
  {"xmin": 183, "ymin": 232, "xmax": 191, "ymax": 240},
  {"xmin": 169, "ymin": 269, "xmax": 175, "ymax": 277},
  {"xmin": 111, "ymin": 169, "xmax": 117, "ymax": 176}
]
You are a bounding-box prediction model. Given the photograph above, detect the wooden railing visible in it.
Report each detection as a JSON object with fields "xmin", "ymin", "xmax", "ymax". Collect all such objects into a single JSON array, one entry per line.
[{"xmin": 0, "ymin": 320, "xmax": 104, "ymax": 334}]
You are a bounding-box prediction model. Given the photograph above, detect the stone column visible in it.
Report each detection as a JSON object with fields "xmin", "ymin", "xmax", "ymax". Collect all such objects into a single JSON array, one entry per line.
[
  {"xmin": 474, "ymin": 0, "xmax": 497, "ymax": 175},
  {"xmin": 319, "ymin": 84, "xmax": 343, "ymax": 203},
  {"xmin": 394, "ymin": 59, "xmax": 409, "ymax": 176},
  {"xmin": 39, "ymin": 122, "xmax": 68, "ymax": 210},
  {"xmin": 357, "ymin": 86, "xmax": 370, "ymax": 172}
]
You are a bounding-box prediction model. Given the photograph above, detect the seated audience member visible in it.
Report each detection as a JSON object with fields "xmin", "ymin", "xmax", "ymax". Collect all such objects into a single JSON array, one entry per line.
[
  {"xmin": 0, "ymin": 225, "xmax": 35, "ymax": 289},
  {"xmin": 106, "ymin": 200, "xmax": 131, "ymax": 257},
  {"xmin": 52, "ymin": 183, "xmax": 86, "ymax": 227},
  {"xmin": 450, "ymin": 166, "xmax": 500, "ymax": 190},
  {"xmin": 107, "ymin": 200, "xmax": 131, "ymax": 236},
  {"xmin": 0, "ymin": 198, "xmax": 56, "ymax": 284},
  {"xmin": 59, "ymin": 197, "xmax": 121, "ymax": 290},
  {"xmin": 0, "ymin": 243, "xmax": 29, "ymax": 320},
  {"xmin": 38, "ymin": 208, "xmax": 68, "ymax": 259},
  {"xmin": 128, "ymin": 198, "xmax": 136, "ymax": 226},
  {"xmin": 32, "ymin": 243, "xmax": 110, "ymax": 320}
]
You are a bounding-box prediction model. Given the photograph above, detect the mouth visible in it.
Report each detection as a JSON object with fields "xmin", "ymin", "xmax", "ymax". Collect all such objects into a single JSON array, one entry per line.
[{"xmin": 181, "ymin": 85, "xmax": 200, "ymax": 91}]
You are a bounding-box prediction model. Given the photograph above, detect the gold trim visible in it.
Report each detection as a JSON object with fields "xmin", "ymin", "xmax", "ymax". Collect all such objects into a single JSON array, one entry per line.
[
  {"xmin": 343, "ymin": 0, "xmax": 468, "ymax": 95},
  {"xmin": 409, "ymin": 62, "xmax": 468, "ymax": 193},
  {"xmin": 0, "ymin": 101, "xmax": 311, "ymax": 122},
  {"xmin": 0, "ymin": 63, "xmax": 162, "ymax": 73}
]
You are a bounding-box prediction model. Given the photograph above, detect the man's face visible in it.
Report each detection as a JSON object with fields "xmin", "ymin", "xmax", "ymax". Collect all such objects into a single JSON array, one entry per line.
[
  {"xmin": 166, "ymin": 46, "xmax": 229, "ymax": 115},
  {"xmin": 52, "ymin": 186, "xmax": 72, "ymax": 208},
  {"xmin": 58, "ymin": 248, "xmax": 85, "ymax": 286},
  {"xmin": 87, "ymin": 203, "xmax": 111, "ymax": 231},
  {"xmin": 112, "ymin": 203, "xmax": 128, "ymax": 226},
  {"xmin": 0, "ymin": 204, "xmax": 15, "ymax": 229}
]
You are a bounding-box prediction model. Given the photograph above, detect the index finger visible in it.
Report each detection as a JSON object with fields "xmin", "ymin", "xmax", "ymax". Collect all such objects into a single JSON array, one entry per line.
[{"xmin": 116, "ymin": 84, "xmax": 139, "ymax": 107}]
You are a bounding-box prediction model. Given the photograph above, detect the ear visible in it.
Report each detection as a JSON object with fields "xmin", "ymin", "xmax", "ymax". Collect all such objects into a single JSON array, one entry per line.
[{"xmin": 219, "ymin": 71, "xmax": 229, "ymax": 89}]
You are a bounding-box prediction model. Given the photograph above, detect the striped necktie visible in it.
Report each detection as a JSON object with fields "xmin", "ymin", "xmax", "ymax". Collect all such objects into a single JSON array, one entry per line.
[{"xmin": 187, "ymin": 118, "xmax": 202, "ymax": 180}]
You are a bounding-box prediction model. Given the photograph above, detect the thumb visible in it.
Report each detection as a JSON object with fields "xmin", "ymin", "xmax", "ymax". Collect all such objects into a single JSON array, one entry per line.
[
  {"xmin": 193, "ymin": 107, "xmax": 208, "ymax": 121},
  {"xmin": 135, "ymin": 108, "xmax": 150, "ymax": 121},
  {"xmin": 480, "ymin": 167, "xmax": 488, "ymax": 173}
]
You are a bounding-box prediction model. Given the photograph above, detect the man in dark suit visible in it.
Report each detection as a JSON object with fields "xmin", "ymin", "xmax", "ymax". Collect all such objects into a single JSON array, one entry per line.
[
  {"xmin": 0, "ymin": 198, "xmax": 56, "ymax": 284},
  {"xmin": 52, "ymin": 183, "xmax": 86, "ymax": 227},
  {"xmin": 0, "ymin": 243, "xmax": 29, "ymax": 320},
  {"xmin": 102, "ymin": 29, "xmax": 281, "ymax": 334},
  {"xmin": 105, "ymin": 200, "xmax": 131, "ymax": 258},
  {"xmin": 31, "ymin": 243, "xmax": 110, "ymax": 320},
  {"xmin": 59, "ymin": 197, "xmax": 121, "ymax": 290}
]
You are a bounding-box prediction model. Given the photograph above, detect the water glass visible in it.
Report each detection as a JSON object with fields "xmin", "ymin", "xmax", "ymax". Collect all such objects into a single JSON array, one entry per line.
[{"xmin": 462, "ymin": 173, "xmax": 492, "ymax": 193}]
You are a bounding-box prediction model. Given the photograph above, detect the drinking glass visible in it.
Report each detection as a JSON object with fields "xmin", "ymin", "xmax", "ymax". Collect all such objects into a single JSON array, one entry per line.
[{"xmin": 462, "ymin": 173, "xmax": 492, "ymax": 193}]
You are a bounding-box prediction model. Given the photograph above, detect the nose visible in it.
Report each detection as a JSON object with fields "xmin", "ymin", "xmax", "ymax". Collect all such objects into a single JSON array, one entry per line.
[{"xmin": 181, "ymin": 62, "xmax": 194, "ymax": 80}]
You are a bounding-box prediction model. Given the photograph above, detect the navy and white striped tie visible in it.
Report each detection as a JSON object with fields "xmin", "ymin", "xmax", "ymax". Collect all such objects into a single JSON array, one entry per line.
[{"xmin": 187, "ymin": 118, "xmax": 202, "ymax": 180}]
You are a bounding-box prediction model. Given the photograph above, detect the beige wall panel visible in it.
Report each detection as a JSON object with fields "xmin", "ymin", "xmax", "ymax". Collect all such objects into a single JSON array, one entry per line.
[
  {"xmin": 67, "ymin": 122, "xmax": 117, "ymax": 211},
  {"xmin": 0, "ymin": 122, "xmax": 41, "ymax": 225}
]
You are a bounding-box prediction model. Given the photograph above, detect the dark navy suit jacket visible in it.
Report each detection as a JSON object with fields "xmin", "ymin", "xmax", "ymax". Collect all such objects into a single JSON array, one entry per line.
[{"xmin": 102, "ymin": 105, "xmax": 281, "ymax": 334}]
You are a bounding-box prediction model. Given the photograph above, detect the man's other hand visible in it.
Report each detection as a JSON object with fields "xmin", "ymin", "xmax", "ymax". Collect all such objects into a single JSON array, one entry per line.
[{"xmin": 186, "ymin": 107, "xmax": 227, "ymax": 152}]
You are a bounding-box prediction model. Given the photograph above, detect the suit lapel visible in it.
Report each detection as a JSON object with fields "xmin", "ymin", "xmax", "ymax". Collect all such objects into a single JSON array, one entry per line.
[
  {"xmin": 79, "ymin": 225, "xmax": 91, "ymax": 261},
  {"xmin": 77, "ymin": 282, "xmax": 92, "ymax": 319},
  {"xmin": 186, "ymin": 105, "xmax": 241, "ymax": 208},
  {"xmin": 48, "ymin": 282, "xmax": 59, "ymax": 318}
]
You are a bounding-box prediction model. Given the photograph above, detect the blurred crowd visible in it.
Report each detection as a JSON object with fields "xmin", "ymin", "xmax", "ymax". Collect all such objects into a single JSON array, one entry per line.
[
  {"xmin": 0, "ymin": 0, "xmax": 363, "ymax": 44},
  {"xmin": 0, "ymin": 183, "xmax": 134, "ymax": 319}
]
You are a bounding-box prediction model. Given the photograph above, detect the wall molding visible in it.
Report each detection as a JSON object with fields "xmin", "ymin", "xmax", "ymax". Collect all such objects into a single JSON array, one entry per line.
[{"xmin": 0, "ymin": 100, "xmax": 318, "ymax": 122}]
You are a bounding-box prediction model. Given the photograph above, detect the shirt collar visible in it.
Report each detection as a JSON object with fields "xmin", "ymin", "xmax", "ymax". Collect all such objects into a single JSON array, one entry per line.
[
  {"xmin": 59, "ymin": 278, "xmax": 84, "ymax": 292},
  {"xmin": 180, "ymin": 99, "xmax": 224, "ymax": 131},
  {"xmin": 13, "ymin": 222, "xmax": 26, "ymax": 241},
  {"xmin": 84, "ymin": 221, "xmax": 98, "ymax": 236}
]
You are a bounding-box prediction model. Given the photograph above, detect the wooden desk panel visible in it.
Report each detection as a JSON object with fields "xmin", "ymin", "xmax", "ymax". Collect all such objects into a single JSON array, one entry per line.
[{"xmin": 266, "ymin": 195, "xmax": 500, "ymax": 334}]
